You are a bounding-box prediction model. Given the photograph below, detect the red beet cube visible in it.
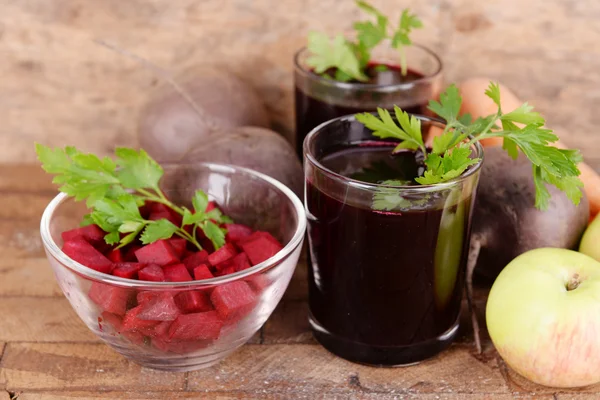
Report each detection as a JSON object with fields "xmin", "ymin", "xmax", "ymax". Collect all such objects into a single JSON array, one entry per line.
[
  {"xmin": 224, "ymin": 223, "xmax": 253, "ymax": 242},
  {"xmin": 112, "ymin": 262, "xmax": 144, "ymax": 279},
  {"xmin": 99, "ymin": 311, "xmax": 123, "ymax": 332},
  {"xmin": 107, "ymin": 249, "xmax": 124, "ymax": 263},
  {"xmin": 168, "ymin": 311, "xmax": 223, "ymax": 341},
  {"xmin": 210, "ymin": 281, "xmax": 257, "ymax": 320},
  {"xmin": 241, "ymin": 234, "xmax": 283, "ymax": 266},
  {"xmin": 168, "ymin": 238, "xmax": 187, "ymax": 258},
  {"xmin": 174, "ymin": 291, "xmax": 213, "ymax": 313},
  {"xmin": 123, "ymin": 245, "xmax": 142, "ymax": 262},
  {"xmin": 163, "ymin": 263, "xmax": 192, "ymax": 282},
  {"xmin": 138, "ymin": 264, "xmax": 166, "ymax": 282},
  {"xmin": 122, "ymin": 330, "xmax": 145, "ymax": 345},
  {"xmin": 193, "ymin": 264, "xmax": 214, "ymax": 280},
  {"xmin": 151, "ymin": 320, "xmax": 172, "ymax": 339},
  {"xmin": 88, "ymin": 282, "xmax": 131, "ymax": 315},
  {"xmin": 246, "ymin": 274, "xmax": 270, "ymax": 293},
  {"xmin": 137, "ymin": 293, "xmax": 181, "ymax": 321},
  {"xmin": 122, "ymin": 305, "xmax": 161, "ymax": 332},
  {"xmin": 216, "ymin": 266, "xmax": 236, "ymax": 277},
  {"xmin": 61, "ymin": 224, "xmax": 105, "ymax": 246},
  {"xmin": 183, "ymin": 250, "xmax": 209, "ymax": 271},
  {"xmin": 207, "ymin": 243, "xmax": 237, "ymax": 266},
  {"xmin": 134, "ymin": 240, "xmax": 179, "ymax": 266},
  {"xmin": 137, "ymin": 290, "xmax": 160, "ymax": 305},
  {"xmin": 205, "ymin": 201, "xmax": 217, "ymax": 212},
  {"xmin": 149, "ymin": 210, "xmax": 182, "ymax": 227},
  {"xmin": 62, "ymin": 239, "xmax": 113, "ymax": 274},
  {"xmin": 232, "ymin": 252, "xmax": 251, "ymax": 272}
]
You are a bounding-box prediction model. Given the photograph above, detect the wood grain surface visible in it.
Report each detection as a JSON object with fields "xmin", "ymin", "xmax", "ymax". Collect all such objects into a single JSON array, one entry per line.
[
  {"xmin": 1, "ymin": 165, "xmax": 599, "ymax": 398},
  {"xmin": 1, "ymin": 0, "xmax": 599, "ymax": 171}
]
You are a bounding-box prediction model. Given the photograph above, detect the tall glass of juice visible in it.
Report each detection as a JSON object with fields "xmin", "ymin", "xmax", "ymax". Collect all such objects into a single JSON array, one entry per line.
[
  {"xmin": 303, "ymin": 114, "xmax": 483, "ymax": 366},
  {"xmin": 294, "ymin": 43, "xmax": 443, "ymax": 158}
]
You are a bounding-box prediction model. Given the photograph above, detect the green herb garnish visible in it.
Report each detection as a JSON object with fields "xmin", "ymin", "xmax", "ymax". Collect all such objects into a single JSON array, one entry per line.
[
  {"xmin": 306, "ymin": 1, "xmax": 423, "ymax": 81},
  {"xmin": 356, "ymin": 82, "xmax": 584, "ymax": 210},
  {"xmin": 35, "ymin": 144, "xmax": 231, "ymax": 250}
]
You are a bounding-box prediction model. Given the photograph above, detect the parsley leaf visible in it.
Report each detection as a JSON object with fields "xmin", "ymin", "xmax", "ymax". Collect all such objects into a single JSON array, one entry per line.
[
  {"xmin": 355, "ymin": 81, "xmax": 585, "ymax": 210},
  {"xmin": 306, "ymin": 2, "xmax": 423, "ymax": 81},
  {"xmin": 202, "ymin": 220, "xmax": 226, "ymax": 250},
  {"xmin": 356, "ymin": 107, "xmax": 426, "ymax": 154},
  {"xmin": 36, "ymin": 144, "xmax": 235, "ymax": 250},
  {"xmin": 115, "ymin": 148, "xmax": 163, "ymax": 190},
  {"xmin": 140, "ymin": 219, "xmax": 179, "ymax": 245},
  {"xmin": 306, "ymin": 32, "xmax": 368, "ymax": 82}
]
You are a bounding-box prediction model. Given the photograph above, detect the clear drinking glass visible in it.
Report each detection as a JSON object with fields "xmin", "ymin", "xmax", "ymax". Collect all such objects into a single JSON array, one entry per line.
[
  {"xmin": 294, "ymin": 43, "xmax": 443, "ymax": 157},
  {"xmin": 303, "ymin": 114, "xmax": 483, "ymax": 366},
  {"xmin": 40, "ymin": 163, "xmax": 306, "ymax": 371}
]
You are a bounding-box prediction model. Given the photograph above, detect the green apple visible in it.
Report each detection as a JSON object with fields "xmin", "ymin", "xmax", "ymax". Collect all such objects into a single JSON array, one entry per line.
[
  {"xmin": 580, "ymin": 215, "xmax": 600, "ymax": 262},
  {"xmin": 486, "ymin": 248, "xmax": 600, "ymax": 388}
]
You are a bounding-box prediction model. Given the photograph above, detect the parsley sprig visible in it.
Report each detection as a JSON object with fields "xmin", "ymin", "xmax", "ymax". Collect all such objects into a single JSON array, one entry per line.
[
  {"xmin": 306, "ymin": 1, "xmax": 422, "ymax": 81},
  {"xmin": 36, "ymin": 144, "xmax": 231, "ymax": 250},
  {"xmin": 356, "ymin": 82, "xmax": 584, "ymax": 210}
]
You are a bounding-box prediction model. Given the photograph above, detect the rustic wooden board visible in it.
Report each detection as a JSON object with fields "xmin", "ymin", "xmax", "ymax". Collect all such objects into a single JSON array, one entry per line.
[{"xmin": 1, "ymin": 165, "xmax": 598, "ymax": 399}]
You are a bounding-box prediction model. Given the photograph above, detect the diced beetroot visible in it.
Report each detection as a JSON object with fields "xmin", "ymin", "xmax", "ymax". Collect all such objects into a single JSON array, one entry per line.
[
  {"xmin": 63, "ymin": 239, "xmax": 113, "ymax": 274},
  {"xmin": 168, "ymin": 238, "xmax": 187, "ymax": 258},
  {"xmin": 241, "ymin": 234, "xmax": 283, "ymax": 266},
  {"xmin": 123, "ymin": 245, "xmax": 142, "ymax": 262},
  {"xmin": 134, "ymin": 240, "xmax": 179, "ymax": 266},
  {"xmin": 137, "ymin": 290, "xmax": 160, "ymax": 305},
  {"xmin": 210, "ymin": 281, "xmax": 257, "ymax": 320},
  {"xmin": 107, "ymin": 249, "xmax": 124, "ymax": 263},
  {"xmin": 224, "ymin": 223, "xmax": 253, "ymax": 242},
  {"xmin": 205, "ymin": 201, "xmax": 217, "ymax": 212},
  {"xmin": 149, "ymin": 209, "xmax": 182, "ymax": 226},
  {"xmin": 193, "ymin": 264, "xmax": 214, "ymax": 280},
  {"xmin": 88, "ymin": 282, "xmax": 130, "ymax": 315},
  {"xmin": 216, "ymin": 266, "xmax": 236, "ymax": 277},
  {"xmin": 231, "ymin": 252, "xmax": 251, "ymax": 272},
  {"xmin": 174, "ymin": 291, "xmax": 213, "ymax": 313},
  {"xmin": 183, "ymin": 250, "xmax": 209, "ymax": 272},
  {"xmin": 163, "ymin": 263, "xmax": 192, "ymax": 282},
  {"xmin": 168, "ymin": 311, "xmax": 223, "ymax": 341},
  {"xmin": 121, "ymin": 305, "xmax": 161, "ymax": 332},
  {"xmin": 246, "ymin": 274, "xmax": 270, "ymax": 293},
  {"xmin": 99, "ymin": 311, "xmax": 123, "ymax": 332},
  {"xmin": 137, "ymin": 293, "xmax": 181, "ymax": 321},
  {"xmin": 207, "ymin": 243, "xmax": 237, "ymax": 266},
  {"xmin": 112, "ymin": 262, "xmax": 145, "ymax": 279},
  {"xmin": 151, "ymin": 320, "xmax": 172, "ymax": 338},
  {"xmin": 61, "ymin": 224, "xmax": 105, "ymax": 246},
  {"xmin": 122, "ymin": 330, "xmax": 145, "ymax": 345},
  {"xmin": 138, "ymin": 264, "xmax": 166, "ymax": 282}
]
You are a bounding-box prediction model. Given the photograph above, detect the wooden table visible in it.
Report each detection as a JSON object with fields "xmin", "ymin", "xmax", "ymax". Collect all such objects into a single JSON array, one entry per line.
[{"xmin": 1, "ymin": 164, "xmax": 598, "ymax": 399}]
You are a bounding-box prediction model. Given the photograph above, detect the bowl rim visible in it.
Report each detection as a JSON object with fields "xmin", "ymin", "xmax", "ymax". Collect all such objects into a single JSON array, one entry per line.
[{"xmin": 40, "ymin": 162, "xmax": 307, "ymax": 288}]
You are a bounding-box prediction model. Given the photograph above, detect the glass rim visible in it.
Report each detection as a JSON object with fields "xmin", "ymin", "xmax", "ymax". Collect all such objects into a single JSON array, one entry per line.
[
  {"xmin": 294, "ymin": 43, "xmax": 443, "ymax": 91},
  {"xmin": 303, "ymin": 113, "xmax": 485, "ymax": 193},
  {"xmin": 39, "ymin": 162, "xmax": 307, "ymax": 289}
]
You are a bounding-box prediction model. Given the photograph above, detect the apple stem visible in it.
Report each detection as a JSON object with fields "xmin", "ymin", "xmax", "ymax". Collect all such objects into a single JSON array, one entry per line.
[
  {"xmin": 466, "ymin": 237, "xmax": 482, "ymax": 354},
  {"xmin": 567, "ymin": 273, "xmax": 581, "ymax": 291}
]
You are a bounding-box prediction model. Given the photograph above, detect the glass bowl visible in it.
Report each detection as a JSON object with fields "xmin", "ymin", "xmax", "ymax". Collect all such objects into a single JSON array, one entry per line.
[{"xmin": 40, "ymin": 163, "xmax": 306, "ymax": 371}]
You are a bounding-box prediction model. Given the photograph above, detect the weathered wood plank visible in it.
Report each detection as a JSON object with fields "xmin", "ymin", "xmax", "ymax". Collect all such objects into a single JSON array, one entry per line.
[
  {"xmin": 187, "ymin": 344, "xmax": 510, "ymax": 395},
  {"xmin": 0, "ymin": 219, "xmax": 46, "ymax": 259},
  {"xmin": 501, "ymin": 360, "xmax": 600, "ymax": 395},
  {"xmin": 0, "ymin": 258, "xmax": 62, "ymax": 297},
  {"xmin": 0, "ymin": 164, "xmax": 54, "ymax": 193},
  {"xmin": 0, "ymin": 298, "xmax": 98, "ymax": 342},
  {"xmin": 0, "ymin": 343, "xmax": 185, "ymax": 391},
  {"xmin": 14, "ymin": 391, "xmax": 556, "ymax": 399}
]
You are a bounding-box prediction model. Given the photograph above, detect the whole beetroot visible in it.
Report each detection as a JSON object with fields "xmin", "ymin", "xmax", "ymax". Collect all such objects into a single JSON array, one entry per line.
[
  {"xmin": 138, "ymin": 64, "xmax": 270, "ymax": 162},
  {"xmin": 470, "ymin": 146, "xmax": 590, "ymax": 281}
]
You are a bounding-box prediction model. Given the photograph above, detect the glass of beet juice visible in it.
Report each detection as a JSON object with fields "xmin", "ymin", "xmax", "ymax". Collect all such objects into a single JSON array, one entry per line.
[
  {"xmin": 303, "ymin": 114, "xmax": 483, "ymax": 366},
  {"xmin": 294, "ymin": 43, "xmax": 442, "ymax": 158}
]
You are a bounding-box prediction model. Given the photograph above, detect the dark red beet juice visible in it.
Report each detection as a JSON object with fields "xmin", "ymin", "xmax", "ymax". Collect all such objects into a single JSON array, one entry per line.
[{"xmin": 304, "ymin": 115, "xmax": 483, "ymax": 366}]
